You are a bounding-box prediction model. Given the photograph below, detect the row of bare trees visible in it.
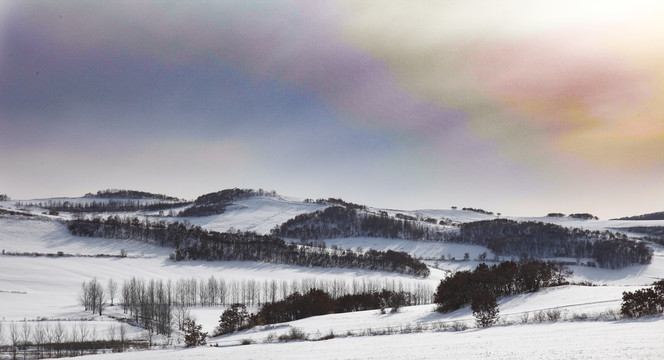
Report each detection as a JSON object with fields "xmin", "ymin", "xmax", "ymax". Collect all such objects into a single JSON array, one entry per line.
[
  {"xmin": 0, "ymin": 321, "xmax": 131, "ymax": 360},
  {"xmin": 121, "ymin": 276, "xmax": 433, "ymax": 309}
]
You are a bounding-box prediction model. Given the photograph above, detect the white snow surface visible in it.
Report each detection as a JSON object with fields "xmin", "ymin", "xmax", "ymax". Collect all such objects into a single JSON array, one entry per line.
[
  {"xmin": 59, "ymin": 318, "xmax": 664, "ymax": 360},
  {"xmin": 2, "ymin": 193, "xmax": 664, "ymax": 359},
  {"xmin": 184, "ymin": 195, "xmax": 328, "ymax": 234}
]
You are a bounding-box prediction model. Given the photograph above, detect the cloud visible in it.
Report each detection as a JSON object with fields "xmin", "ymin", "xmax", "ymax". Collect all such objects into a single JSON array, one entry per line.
[{"xmin": 337, "ymin": 0, "xmax": 664, "ymax": 170}]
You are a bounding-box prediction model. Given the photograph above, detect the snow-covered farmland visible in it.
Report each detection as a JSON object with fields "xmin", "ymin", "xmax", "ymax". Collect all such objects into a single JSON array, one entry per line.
[
  {"xmin": 59, "ymin": 318, "xmax": 664, "ymax": 360},
  {"xmin": 1, "ymin": 194, "xmax": 663, "ymax": 359}
]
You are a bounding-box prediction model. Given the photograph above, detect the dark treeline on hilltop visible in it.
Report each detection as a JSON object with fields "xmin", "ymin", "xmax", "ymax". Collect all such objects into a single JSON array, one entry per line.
[
  {"xmin": 178, "ymin": 188, "xmax": 275, "ymax": 217},
  {"xmin": 454, "ymin": 219, "xmax": 653, "ymax": 269},
  {"xmin": 272, "ymin": 206, "xmax": 452, "ymax": 241},
  {"xmin": 84, "ymin": 189, "xmax": 183, "ymax": 201},
  {"xmin": 274, "ymin": 207, "xmax": 652, "ymax": 269},
  {"xmin": 65, "ymin": 216, "xmax": 430, "ymax": 277},
  {"xmin": 616, "ymin": 211, "xmax": 664, "ymax": 221},
  {"xmin": 16, "ymin": 199, "xmax": 191, "ymax": 214}
]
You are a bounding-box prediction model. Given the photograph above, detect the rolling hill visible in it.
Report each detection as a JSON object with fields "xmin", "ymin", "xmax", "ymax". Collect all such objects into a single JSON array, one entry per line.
[{"xmin": 0, "ymin": 189, "xmax": 662, "ymax": 359}]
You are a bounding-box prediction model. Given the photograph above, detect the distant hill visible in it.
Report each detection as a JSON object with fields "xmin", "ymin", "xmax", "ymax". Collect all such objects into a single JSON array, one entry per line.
[
  {"xmin": 615, "ymin": 211, "xmax": 664, "ymax": 221},
  {"xmin": 84, "ymin": 189, "xmax": 182, "ymax": 201},
  {"xmin": 179, "ymin": 188, "xmax": 275, "ymax": 217}
]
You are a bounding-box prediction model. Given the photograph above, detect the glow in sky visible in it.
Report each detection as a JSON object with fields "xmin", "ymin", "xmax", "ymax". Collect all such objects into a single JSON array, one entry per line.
[{"xmin": 2, "ymin": 0, "xmax": 663, "ymax": 218}]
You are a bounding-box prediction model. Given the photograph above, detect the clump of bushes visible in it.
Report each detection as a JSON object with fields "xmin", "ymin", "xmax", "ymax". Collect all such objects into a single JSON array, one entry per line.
[{"xmin": 621, "ymin": 280, "xmax": 664, "ymax": 318}]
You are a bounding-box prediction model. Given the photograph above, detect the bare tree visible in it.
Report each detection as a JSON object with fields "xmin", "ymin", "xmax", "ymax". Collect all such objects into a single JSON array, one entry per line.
[
  {"xmin": 79, "ymin": 278, "xmax": 107, "ymax": 315},
  {"xmin": 33, "ymin": 322, "xmax": 46, "ymax": 359},
  {"xmin": 70, "ymin": 324, "xmax": 80, "ymax": 356},
  {"xmin": 79, "ymin": 322, "xmax": 90, "ymax": 343},
  {"xmin": 96, "ymin": 285, "xmax": 107, "ymax": 316},
  {"xmin": 21, "ymin": 321, "xmax": 32, "ymax": 360},
  {"xmin": 9, "ymin": 322, "xmax": 19, "ymax": 360},
  {"xmin": 119, "ymin": 324, "xmax": 126, "ymax": 352},
  {"xmin": 172, "ymin": 304, "xmax": 191, "ymax": 331},
  {"xmin": 108, "ymin": 278, "xmax": 118, "ymax": 306},
  {"xmin": 108, "ymin": 324, "xmax": 116, "ymax": 342},
  {"xmin": 52, "ymin": 322, "xmax": 66, "ymax": 356}
]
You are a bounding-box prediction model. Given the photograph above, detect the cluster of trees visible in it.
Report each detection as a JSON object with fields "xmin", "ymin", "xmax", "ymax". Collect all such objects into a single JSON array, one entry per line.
[
  {"xmin": 461, "ymin": 207, "xmax": 495, "ymax": 215},
  {"xmin": 273, "ymin": 206, "xmax": 451, "ymax": 241},
  {"xmin": 0, "ymin": 194, "xmax": 9, "ymax": 201},
  {"xmin": 616, "ymin": 211, "xmax": 664, "ymax": 221},
  {"xmin": 454, "ymin": 219, "xmax": 653, "ymax": 268},
  {"xmin": 119, "ymin": 278, "xmax": 173, "ymax": 336},
  {"xmin": 16, "ymin": 200, "xmax": 189, "ymax": 213},
  {"xmin": 546, "ymin": 212, "xmax": 598, "ymax": 220},
  {"xmin": 78, "ymin": 278, "xmax": 108, "ymax": 316},
  {"xmin": 84, "ymin": 189, "xmax": 182, "ymax": 201},
  {"xmin": 568, "ymin": 213, "xmax": 599, "ymax": 220},
  {"xmin": 620, "ymin": 280, "xmax": 664, "ymax": 318},
  {"xmin": 178, "ymin": 188, "xmax": 274, "ymax": 217},
  {"xmin": 215, "ymin": 288, "xmax": 412, "ymax": 336},
  {"xmin": 81, "ymin": 276, "xmax": 430, "ymax": 314},
  {"xmin": 434, "ymin": 261, "xmax": 572, "ymax": 314},
  {"xmin": 304, "ymin": 197, "xmax": 367, "ymax": 211},
  {"xmin": 66, "ymin": 217, "xmax": 430, "ymax": 277},
  {"xmin": 172, "ymin": 234, "xmax": 430, "ymax": 277},
  {"xmin": 73, "ymin": 276, "xmax": 430, "ymax": 345}
]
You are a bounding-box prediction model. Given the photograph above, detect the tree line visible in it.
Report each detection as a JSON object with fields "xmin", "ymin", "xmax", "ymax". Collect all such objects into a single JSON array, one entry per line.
[
  {"xmin": 75, "ymin": 276, "xmax": 432, "ymax": 339},
  {"xmin": 615, "ymin": 211, "xmax": 664, "ymax": 221},
  {"xmin": 454, "ymin": 219, "xmax": 653, "ymax": 268},
  {"xmin": 434, "ymin": 260, "xmax": 572, "ymax": 314},
  {"xmin": 272, "ymin": 206, "xmax": 452, "ymax": 241},
  {"xmin": 16, "ymin": 200, "xmax": 190, "ymax": 214},
  {"xmin": 122, "ymin": 276, "xmax": 432, "ymax": 310},
  {"xmin": 0, "ymin": 321, "xmax": 140, "ymax": 360},
  {"xmin": 215, "ymin": 287, "xmax": 414, "ymax": 336},
  {"xmin": 273, "ymin": 207, "xmax": 652, "ymax": 269},
  {"xmin": 84, "ymin": 189, "xmax": 182, "ymax": 201},
  {"xmin": 66, "ymin": 216, "xmax": 430, "ymax": 277}
]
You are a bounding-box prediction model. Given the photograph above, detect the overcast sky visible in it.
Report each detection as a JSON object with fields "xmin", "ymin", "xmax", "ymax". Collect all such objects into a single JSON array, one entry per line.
[{"xmin": 2, "ymin": 0, "xmax": 663, "ymax": 218}]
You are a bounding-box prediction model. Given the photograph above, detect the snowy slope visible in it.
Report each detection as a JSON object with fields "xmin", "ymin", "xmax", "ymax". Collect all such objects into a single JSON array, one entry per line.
[
  {"xmin": 185, "ymin": 195, "xmax": 327, "ymax": 234},
  {"xmin": 2, "ymin": 191, "xmax": 664, "ymax": 359},
  {"xmin": 58, "ymin": 318, "xmax": 664, "ymax": 360},
  {"xmin": 321, "ymin": 237, "xmax": 493, "ymax": 260}
]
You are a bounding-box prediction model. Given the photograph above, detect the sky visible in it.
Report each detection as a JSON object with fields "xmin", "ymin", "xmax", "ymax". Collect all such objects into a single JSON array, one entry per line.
[{"xmin": 1, "ymin": 0, "xmax": 663, "ymax": 219}]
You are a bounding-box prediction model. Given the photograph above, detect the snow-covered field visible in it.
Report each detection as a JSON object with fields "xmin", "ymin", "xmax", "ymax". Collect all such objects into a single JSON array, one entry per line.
[
  {"xmin": 59, "ymin": 318, "xmax": 664, "ymax": 360},
  {"xmin": 1, "ymin": 194, "xmax": 663, "ymax": 359}
]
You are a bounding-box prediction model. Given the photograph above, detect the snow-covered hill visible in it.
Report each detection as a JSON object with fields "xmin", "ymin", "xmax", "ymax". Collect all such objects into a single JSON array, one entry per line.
[{"xmin": 1, "ymin": 190, "xmax": 663, "ymax": 359}]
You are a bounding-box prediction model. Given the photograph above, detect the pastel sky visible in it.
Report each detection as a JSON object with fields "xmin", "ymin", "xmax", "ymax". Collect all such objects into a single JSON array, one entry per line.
[{"xmin": 2, "ymin": 0, "xmax": 663, "ymax": 218}]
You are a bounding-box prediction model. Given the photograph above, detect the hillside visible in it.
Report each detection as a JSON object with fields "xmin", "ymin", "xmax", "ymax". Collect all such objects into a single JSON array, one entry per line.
[{"xmin": 1, "ymin": 189, "xmax": 663, "ymax": 359}]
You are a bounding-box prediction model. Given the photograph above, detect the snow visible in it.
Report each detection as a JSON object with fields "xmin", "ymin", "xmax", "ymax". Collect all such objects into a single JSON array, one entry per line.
[
  {"xmin": 319, "ymin": 237, "xmax": 494, "ymax": 260},
  {"xmin": 184, "ymin": 196, "xmax": 327, "ymax": 234},
  {"xmin": 57, "ymin": 318, "xmax": 664, "ymax": 360},
  {"xmin": 2, "ymin": 193, "xmax": 664, "ymax": 359}
]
